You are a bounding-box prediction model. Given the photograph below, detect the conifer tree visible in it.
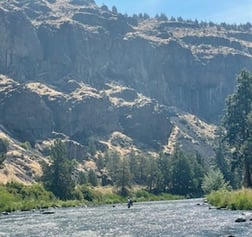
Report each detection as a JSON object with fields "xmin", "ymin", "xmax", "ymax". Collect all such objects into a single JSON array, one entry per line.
[
  {"xmin": 0, "ymin": 139, "xmax": 8, "ymax": 165},
  {"xmin": 41, "ymin": 139, "xmax": 75, "ymax": 200},
  {"xmin": 116, "ymin": 158, "xmax": 131, "ymax": 196},
  {"xmin": 222, "ymin": 70, "xmax": 252, "ymax": 187},
  {"xmin": 88, "ymin": 169, "xmax": 98, "ymax": 186},
  {"xmin": 170, "ymin": 147, "xmax": 194, "ymax": 195}
]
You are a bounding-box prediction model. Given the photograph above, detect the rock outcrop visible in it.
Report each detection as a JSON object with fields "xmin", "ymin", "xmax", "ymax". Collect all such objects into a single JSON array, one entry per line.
[
  {"xmin": 0, "ymin": 75, "xmax": 172, "ymax": 149},
  {"xmin": 0, "ymin": 76, "xmax": 54, "ymax": 142}
]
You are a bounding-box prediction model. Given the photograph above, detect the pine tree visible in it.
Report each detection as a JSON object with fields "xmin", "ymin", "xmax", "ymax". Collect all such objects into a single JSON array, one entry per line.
[
  {"xmin": 106, "ymin": 151, "xmax": 121, "ymax": 183},
  {"xmin": 222, "ymin": 70, "xmax": 252, "ymax": 187},
  {"xmin": 146, "ymin": 156, "xmax": 159, "ymax": 193},
  {"xmin": 116, "ymin": 158, "xmax": 131, "ymax": 196},
  {"xmin": 41, "ymin": 139, "xmax": 75, "ymax": 200},
  {"xmin": 112, "ymin": 6, "xmax": 118, "ymax": 14},
  {"xmin": 88, "ymin": 169, "xmax": 98, "ymax": 186},
  {"xmin": 157, "ymin": 152, "xmax": 170, "ymax": 192},
  {"xmin": 0, "ymin": 139, "xmax": 8, "ymax": 166},
  {"xmin": 78, "ymin": 171, "xmax": 87, "ymax": 185},
  {"xmin": 128, "ymin": 150, "xmax": 139, "ymax": 183},
  {"xmin": 170, "ymin": 147, "xmax": 194, "ymax": 195}
]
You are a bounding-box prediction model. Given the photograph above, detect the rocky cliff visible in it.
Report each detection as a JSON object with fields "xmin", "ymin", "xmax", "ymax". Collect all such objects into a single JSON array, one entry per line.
[
  {"xmin": 0, "ymin": 0, "xmax": 251, "ymax": 183},
  {"xmin": 0, "ymin": 0, "xmax": 251, "ymax": 122}
]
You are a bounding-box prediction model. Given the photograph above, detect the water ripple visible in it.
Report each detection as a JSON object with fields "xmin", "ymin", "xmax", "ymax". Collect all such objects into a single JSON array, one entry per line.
[{"xmin": 0, "ymin": 199, "xmax": 251, "ymax": 237}]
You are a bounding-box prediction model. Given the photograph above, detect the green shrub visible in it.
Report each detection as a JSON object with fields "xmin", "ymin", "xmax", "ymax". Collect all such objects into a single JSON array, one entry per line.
[
  {"xmin": 0, "ymin": 186, "xmax": 17, "ymax": 211},
  {"xmin": 72, "ymin": 189, "xmax": 84, "ymax": 200},
  {"xmin": 133, "ymin": 189, "xmax": 182, "ymax": 202},
  {"xmin": 20, "ymin": 141, "xmax": 32, "ymax": 150},
  {"xmin": 135, "ymin": 189, "xmax": 149, "ymax": 199},
  {"xmin": 59, "ymin": 200, "xmax": 81, "ymax": 208},
  {"xmin": 202, "ymin": 168, "xmax": 230, "ymax": 194},
  {"xmin": 76, "ymin": 185, "xmax": 102, "ymax": 202},
  {"xmin": 179, "ymin": 118, "xmax": 188, "ymax": 126},
  {"xmin": 0, "ymin": 183, "xmax": 57, "ymax": 212},
  {"xmin": 101, "ymin": 192, "xmax": 124, "ymax": 204}
]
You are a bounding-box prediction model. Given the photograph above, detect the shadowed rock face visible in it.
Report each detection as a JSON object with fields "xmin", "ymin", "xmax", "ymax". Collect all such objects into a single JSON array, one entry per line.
[
  {"xmin": 0, "ymin": 76, "xmax": 172, "ymax": 150},
  {"xmin": 0, "ymin": 78, "xmax": 53, "ymax": 142}
]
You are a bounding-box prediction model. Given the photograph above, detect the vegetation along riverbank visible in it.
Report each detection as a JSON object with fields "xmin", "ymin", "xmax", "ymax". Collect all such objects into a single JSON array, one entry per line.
[
  {"xmin": 207, "ymin": 188, "xmax": 252, "ymax": 210},
  {"xmin": 0, "ymin": 182, "xmax": 182, "ymax": 213}
]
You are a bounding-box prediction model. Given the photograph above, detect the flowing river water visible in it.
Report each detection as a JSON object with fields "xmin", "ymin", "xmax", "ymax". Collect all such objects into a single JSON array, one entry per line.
[{"xmin": 0, "ymin": 199, "xmax": 252, "ymax": 237}]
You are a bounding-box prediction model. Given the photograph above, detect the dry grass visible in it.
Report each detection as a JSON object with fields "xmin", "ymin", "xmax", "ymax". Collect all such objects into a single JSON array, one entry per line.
[
  {"xmin": 207, "ymin": 188, "xmax": 252, "ymax": 210},
  {"xmin": 0, "ymin": 130, "xmax": 44, "ymax": 185},
  {"xmin": 26, "ymin": 82, "xmax": 63, "ymax": 97},
  {"xmin": 93, "ymin": 185, "xmax": 114, "ymax": 195}
]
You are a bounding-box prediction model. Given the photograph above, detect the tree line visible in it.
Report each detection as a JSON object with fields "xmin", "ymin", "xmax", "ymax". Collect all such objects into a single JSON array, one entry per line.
[
  {"xmin": 40, "ymin": 139, "xmax": 226, "ymax": 200},
  {"xmin": 100, "ymin": 4, "xmax": 252, "ymax": 31}
]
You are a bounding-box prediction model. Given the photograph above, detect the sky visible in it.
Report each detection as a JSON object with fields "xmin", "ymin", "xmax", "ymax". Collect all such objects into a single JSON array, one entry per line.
[{"xmin": 94, "ymin": 0, "xmax": 252, "ymax": 24}]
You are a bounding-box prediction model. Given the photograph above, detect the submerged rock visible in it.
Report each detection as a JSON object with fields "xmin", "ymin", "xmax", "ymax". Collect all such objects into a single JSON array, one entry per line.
[
  {"xmin": 1, "ymin": 212, "xmax": 9, "ymax": 215},
  {"xmin": 235, "ymin": 217, "xmax": 246, "ymax": 223}
]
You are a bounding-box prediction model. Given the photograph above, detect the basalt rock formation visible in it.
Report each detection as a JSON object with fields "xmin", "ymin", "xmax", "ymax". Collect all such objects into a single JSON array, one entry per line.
[
  {"xmin": 0, "ymin": 0, "xmax": 251, "ymax": 122},
  {"xmin": 0, "ymin": 0, "xmax": 251, "ymax": 183}
]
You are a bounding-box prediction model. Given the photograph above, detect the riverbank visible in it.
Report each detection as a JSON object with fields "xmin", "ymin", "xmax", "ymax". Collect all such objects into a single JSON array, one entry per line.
[
  {"xmin": 0, "ymin": 182, "xmax": 77, "ymax": 212},
  {"xmin": 0, "ymin": 182, "xmax": 182, "ymax": 213},
  {"xmin": 207, "ymin": 188, "xmax": 252, "ymax": 210}
]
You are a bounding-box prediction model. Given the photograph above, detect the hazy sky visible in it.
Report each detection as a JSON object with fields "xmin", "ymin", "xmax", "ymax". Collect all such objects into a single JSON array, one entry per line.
[{"xmin": 95, "ymin": 0, "xmax": 252, "ymax": 24}]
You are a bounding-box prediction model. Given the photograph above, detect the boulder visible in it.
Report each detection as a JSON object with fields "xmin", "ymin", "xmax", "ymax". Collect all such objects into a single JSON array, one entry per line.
[{"xmin": 235, "ymin": 217, "xmax": 246, "ymax": 223}]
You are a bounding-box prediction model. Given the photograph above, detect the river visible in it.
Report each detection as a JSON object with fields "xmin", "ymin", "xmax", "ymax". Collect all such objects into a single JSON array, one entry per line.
[{"xmin": 0, "ymin": 199, "xmax": 251, "ymax": 237}]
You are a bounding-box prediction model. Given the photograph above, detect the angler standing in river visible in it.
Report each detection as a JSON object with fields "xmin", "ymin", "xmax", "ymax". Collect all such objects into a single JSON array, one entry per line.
[{"xmin": 127, "ymin": 197, "xmax": 133, "ymax": 208}]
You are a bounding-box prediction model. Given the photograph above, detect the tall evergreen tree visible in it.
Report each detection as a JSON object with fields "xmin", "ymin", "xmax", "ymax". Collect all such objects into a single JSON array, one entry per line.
[
  {"xmin": 88, "ymin": 169, "xmax": 98, "ymax": 186},
  {"xmin": 157, "ymin": 152, "xmax": 170, "ymax": 192},
  {"xmin": 116, "ymin": 158, "xmax": 131, "ymax": 196},
  {"xmin": 0, "ymin": 139, "xmax": 8, "ymax": 165},
  {"xmin": 189, "ymin": 152, "xmax": 205, "ymax": 195},
  {"xmin": 41, "ymin": 139, "xmax": 75, "ymax": 200},
  {"xmin": 111, "ymin": 5, "xmax": 118, "ymax": 14},
  {"xmin": 106, "ymin": 151, "xmax": 121, "ymax": 183},
  {"xmin": 222, "ymin": 70, "xmax": 252, "ymax": 187},
  {"xmin": 138, "ymin": 154, "xmax": 149, "ymax": 184},
  {"xmin": 146, "ymin": 156, "xmax": 160, "ymax": 193},
  {"xmin": 78, "ymin": 171, "xmax": 87, "ymax": 185},
  {"xmin": 96, "ymin": 154, "xmax": 105, "ymax": 171},
  {"xmin": 128, "ymin": 150, "xmax": 140, "ymax": 184},
  {"xmin": 213, "ymin": 128, "xmax": 234, "ymax": 185},
  {"xmin": 170, "ymin": 147, "xmax": 194, "ymax": 195}
]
